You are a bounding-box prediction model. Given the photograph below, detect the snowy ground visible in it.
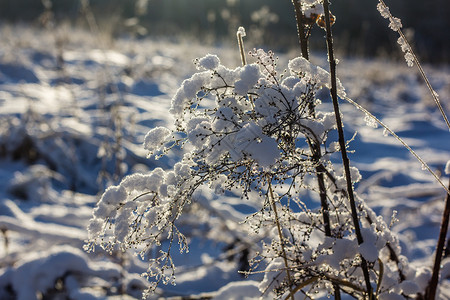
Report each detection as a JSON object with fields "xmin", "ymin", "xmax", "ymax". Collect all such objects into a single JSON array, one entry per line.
[{"xmin": 0, "ymin": 24, "xmax": 449, "ymax": 299}]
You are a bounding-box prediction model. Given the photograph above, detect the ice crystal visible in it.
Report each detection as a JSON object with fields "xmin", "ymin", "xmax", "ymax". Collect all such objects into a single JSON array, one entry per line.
[
  {"xmin": 237, "ymin": 26, "xmax": 246, "ymax": 37},
  {"xmin": 377, "ymin": 1, "xmax": 402, "ymax": 31},
  {"xmin": 377, "ymin": 2, "xmax": 390, "ymax": 19},
  {"xmin": 389, "ymin": 17, "xmax": 402, "ymax": 31}
]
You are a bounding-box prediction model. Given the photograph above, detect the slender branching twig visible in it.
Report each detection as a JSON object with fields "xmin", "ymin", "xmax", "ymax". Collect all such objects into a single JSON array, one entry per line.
[{"xmin": 268, "ymin": 180, "xmax": 295, "ymax": 300}]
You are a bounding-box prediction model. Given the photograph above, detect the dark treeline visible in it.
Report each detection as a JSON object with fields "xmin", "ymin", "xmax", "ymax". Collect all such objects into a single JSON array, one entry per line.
[{"xmin": 1, "ymin": 0, "xmax": 449, "ymax": 62}]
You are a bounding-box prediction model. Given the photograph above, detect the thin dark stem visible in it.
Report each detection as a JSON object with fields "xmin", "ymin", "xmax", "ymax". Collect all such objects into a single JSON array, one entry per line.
[
  {"xmin": 316, "ymin": 167, "xmax": 331, "ymax": 236},
  {"xmin": 294, "ymin": 0, "xmax": 339, "ymax": 296},
  {"xmin": 316, "ymin": 162, "xmax": 341, "ymax": 300},
  {"xmin": 426, "ymin": 177, "xmax": 450, "ymax": 299},
  {"xmin": 321, "ymin": 0, "xmax": 374, "ymax": 297},
  {"xmin": 291, "ymin": 0, "xmax": 309, "ymax": 59}
]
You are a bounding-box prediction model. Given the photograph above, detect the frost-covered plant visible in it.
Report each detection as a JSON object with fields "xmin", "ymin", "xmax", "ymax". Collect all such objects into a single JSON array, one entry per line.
[
  {"xmin": 85, "ymin": 1, "xmax": 450, "ymax": 299},
  {"xmin": 85, "ymin": 43, "xmax": 420, "ymax": 298},
  {"xmin": 376, "ymin": 0, "xmax": 450, "ymax": 131}
]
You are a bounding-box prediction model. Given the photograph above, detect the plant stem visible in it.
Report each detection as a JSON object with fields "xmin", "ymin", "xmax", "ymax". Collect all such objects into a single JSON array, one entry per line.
[
  {"xmin": 292, "ymin": 0, "xmax": 340, "ymax": 296},
  {"xmin": 237, "ymin": 30, "xmax": 247, "ymax": 66},
  {"xmin": 312, "ymin": 147, "xmax": 341, "ymax": 299},
  {"xmin": 344, "ymin": 95, "xmax": 450, "ymax": 196},
  {"xmin": 316, "ymin": 165, "xmax": 342, "ymax": 300},
  {"xmin": 291, "ymin": 0, "xmax": 309, "ymax": 59},
  {"xmin": 268, "ymin": 180, "xmax": 295, "ymax": 300},
  {"xmin": 321, "ymin": 0, "xmax": 374, "ymax": 297},
  {"xmin": 426, "ymin": 177, "xmax": 450, "ymax": 299},
  {"xmin": 377, "ymin": 0, "xmax": 450, "ymax": 131}
]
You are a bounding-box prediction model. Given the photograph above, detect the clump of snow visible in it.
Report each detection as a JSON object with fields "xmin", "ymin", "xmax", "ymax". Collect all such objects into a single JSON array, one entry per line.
[
  {"xmin": 303, "ymin": 4, "xmax": 324, "ymax": 18},
  {"xmin": 234, "ymin": 64, "xmax": 260, "ymax": 95},
  {"xmin": 399, "ymin": 280, "xmax": 419, "ymax": 295},
  {"xmin": 327, "ymin": 237, "xmax": 359, "ymax": 268},
  {"xmin": 378, "ymin": 292, "xmax": 405, "ymax": 300},
  {"xmin": 1, "ymin": 245, "xmax": 120, "ymax": 300},
  {"xmin": 413, "ymin": 267, "xmax": 432, "ymax": 291},
  {"xmin": 359, "ymin": 227, "xmax": 379, "ymax": 262},
  {"xmin": 170, "ymin": 71, "xmax": 210, "ymax": 117},
  {"xmin": 213, "ymin": 280, "xmax": 261, "ymax": 300},
  {"xmin": 444, "ymin": 160, "xmax": 450, "ymax": 175},
  {"xmin": 350, "ymin": 166, "xmax": 362, "ymax": 183},
  {"xmin": 288, "ymin": 56, "xmax": 312, "ymax": 73},
  {"xmin": 197, "ymin": 54, "xmax": 220, "ymax": 70},
  {"xmin": 288, "ymin": 57, "xmax": 346, "ymax": 98},
  {"xmin": 258, "ymin": 258, "xmax": 286, "ymax": 294},
  {"xmin": 230, "ymin": 122, "xmax": 280, "ymax": 168}
]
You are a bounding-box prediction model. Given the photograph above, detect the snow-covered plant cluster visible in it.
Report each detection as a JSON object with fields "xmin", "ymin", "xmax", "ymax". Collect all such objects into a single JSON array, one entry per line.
[{"xmin": 86, "ymin": 44, "xmax": 428, "ymax": 298}]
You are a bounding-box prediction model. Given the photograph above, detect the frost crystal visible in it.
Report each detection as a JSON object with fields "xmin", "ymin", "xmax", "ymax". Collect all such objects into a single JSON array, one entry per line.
[
  {"xmin": 236, "ymin": 26, "xmax": 246, "ymax": 37},
  {"xmin": 397, "ymin": 37, "xmax": 409, "ymax": 53},
  {"xmin": 404, "ymin": 52, "xmax": 414, "ymax": 67},
  {"xmin": 397, "ymin": 37, "xmax": 414, "ymax": 67},
  {"xmin": 377, "ymin": 2, "xmax": 390, "ymax": 19},
  {"xmin": 364, "ymin": 114, "xmax": 378, "ymax": 128},
  {"xmin": 389, "ymin": 17, "xmax": 402, "ymax": 31},
  {"xmin": 377, "ymin": 1, "xmax": 402, "ymax": 31}
]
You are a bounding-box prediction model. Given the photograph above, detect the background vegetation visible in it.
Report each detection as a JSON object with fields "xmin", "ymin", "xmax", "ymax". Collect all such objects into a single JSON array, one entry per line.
[{"xmin": 1, "ymin": 0, "xmax": 449, "ymax": 62}]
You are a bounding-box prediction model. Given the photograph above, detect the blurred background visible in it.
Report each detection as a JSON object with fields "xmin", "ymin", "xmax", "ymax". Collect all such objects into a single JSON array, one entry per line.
[{"xmin": 0, "ymin": 0, "xmax": 449, "ymax": 62}]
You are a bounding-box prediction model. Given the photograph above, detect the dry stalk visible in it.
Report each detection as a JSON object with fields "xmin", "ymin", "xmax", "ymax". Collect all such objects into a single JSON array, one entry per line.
[
  {"xmin": 268, "ymin": 180, "xmax": 295, "ymax": 300},
  {"xmin": 237, "ymin": 28, "xmax": 247, "ymax": 66},
  {"xmin": 377, "ymin": 0, "xmax": 450, "ymax": 131},
  {"xmin": 291, "ymin": 0, "xmax": 309, "ymax": 59},
  {"xmin": 426, "ymin": 177, "xmax": 450, "ymax": 299},
  {"xmin": 321, "ymin": 0, "xmax": 374, "ymax": 297}
]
